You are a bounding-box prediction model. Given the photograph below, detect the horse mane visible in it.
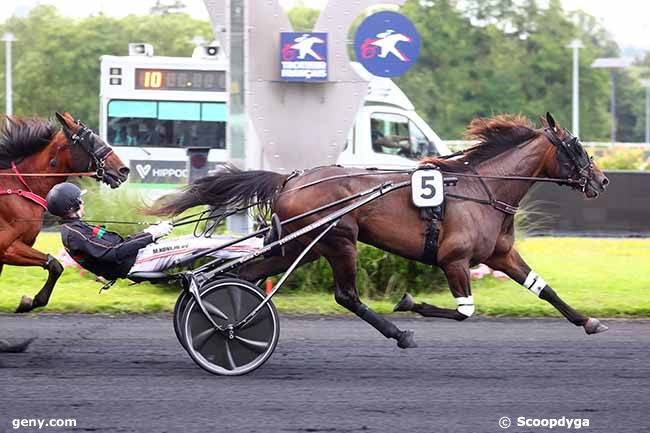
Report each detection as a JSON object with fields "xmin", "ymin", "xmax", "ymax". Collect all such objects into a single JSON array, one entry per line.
[
  {"xmin": 0, "ymin": 116, "xmax": 58, "ymax": 168},
  {"xmin": 421, "ymin": 114, "xmax": 540, "ymax": 171}
]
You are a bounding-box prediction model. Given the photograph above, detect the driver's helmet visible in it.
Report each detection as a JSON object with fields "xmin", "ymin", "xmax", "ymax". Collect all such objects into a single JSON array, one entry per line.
[{"xmin": 46, "ymin": 182, "xmax": 84, "ymax": 217}]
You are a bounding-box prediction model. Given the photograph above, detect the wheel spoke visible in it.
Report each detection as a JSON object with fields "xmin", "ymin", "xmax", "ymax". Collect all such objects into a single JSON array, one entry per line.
[
  {"xmin": 224, "ymin": 340, "xmax": 237, "ymax": 370},
  {"xmin": 227, "ymin": 286, "xmax": 242, "ymax": 320},
  {"xmin": 192, "ymin": 327, "xmax": 218, "ymax": 351},
  {"xmin": 202, "ymin": 300, "xmax": 229, "ymax": 321},
  {"xmin": 238, "ymin": 308, "xmax": 268, "ymax": 330},
  {"xmin": 234, "ymin": 335, "xmax": 269, "ymax": 352}
]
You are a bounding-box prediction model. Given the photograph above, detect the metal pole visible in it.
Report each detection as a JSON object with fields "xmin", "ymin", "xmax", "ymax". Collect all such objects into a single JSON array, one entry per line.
[
  {"xmin": 646, "ymin": 86, "xmax": 649, "ymax": 145},
  {"xmin": 568, "ymin": 40, "xmax": 583, "ymax": 136},
  {"xmin": 610, "ymin": 71, "xmax": 616, "ymax": 143},
  {"xmin": 572, "ymin": 46, "xmax": 579, "ymax": 136},
  {"xmin": 4, "ymin": 38, "xmax": 12, "ymax": 116}
]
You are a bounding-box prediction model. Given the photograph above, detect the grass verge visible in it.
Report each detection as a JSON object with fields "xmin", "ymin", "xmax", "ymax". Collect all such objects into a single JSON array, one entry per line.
[{"xmin": 0, "ymin": 234, "xmax": 648, "ymax": 317}]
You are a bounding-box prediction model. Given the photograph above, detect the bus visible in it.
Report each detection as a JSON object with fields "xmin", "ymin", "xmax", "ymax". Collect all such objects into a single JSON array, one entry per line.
[{"xmin": 99, "ymin": 44, "xmax": 228, "ymax": 188}]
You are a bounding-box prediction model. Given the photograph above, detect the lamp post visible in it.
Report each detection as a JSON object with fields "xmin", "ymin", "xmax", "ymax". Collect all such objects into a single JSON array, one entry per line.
[
  {"xmin": 2, "ymin": 32, "xmax": 16, "ymax": 116},
  {"xmin": 592, "ymin": 57, "xmax": 633, "ymax": 143},
  {"xmin": 567, "ymin": 39, "xmax": 583, "ymax": 136},
  {"xmin": 641, "ymin": 79, "xmax": 650, "ymax": 145}
]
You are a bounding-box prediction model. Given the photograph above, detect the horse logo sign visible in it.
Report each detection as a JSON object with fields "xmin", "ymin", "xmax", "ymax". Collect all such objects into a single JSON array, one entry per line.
[
  {"xmin": 354, "ymin": 11, "xmax": 420, "ymax": 77},
  {"xmin": 280, "ymin": 32, "xmax": 328, "ymax": 81}
]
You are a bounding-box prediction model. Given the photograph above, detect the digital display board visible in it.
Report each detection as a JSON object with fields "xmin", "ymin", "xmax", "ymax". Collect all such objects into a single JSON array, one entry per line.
[{"xmin": 135, "ymin": 69, "xmax": 226, "ymax": 91}]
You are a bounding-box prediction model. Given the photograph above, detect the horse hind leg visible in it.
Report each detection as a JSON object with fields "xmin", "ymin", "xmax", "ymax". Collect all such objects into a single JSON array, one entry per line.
[
  {"xmin": 325, "ymin": 241, "xmax": 417, "ymax": 349},
  {"xmin": 237, "ymin": 245, "xmax": 321, "ymax": 282}
]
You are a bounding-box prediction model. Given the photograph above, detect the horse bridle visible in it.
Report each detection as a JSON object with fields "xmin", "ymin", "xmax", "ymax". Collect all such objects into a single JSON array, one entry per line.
[
  {"xmin": 542, "ymin": 127, "xmax": 593, "ymax": 192},
  {"xmin": 59, "ymin": 120, "xmax": 114, "ymax": 179}
]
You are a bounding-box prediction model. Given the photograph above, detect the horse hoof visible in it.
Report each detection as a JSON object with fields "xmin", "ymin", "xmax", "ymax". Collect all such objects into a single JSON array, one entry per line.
[
  {"xmin": 393, "ymin": 292, "xmax": 415, "ymax": 312},
  {"xmin": 15, "ymin": 296, "xmax": 34, "ymax": 314},
  {"xmin": 0, "ymin": 337, "xmax": 36, "ymax": 353},
  {"xmin": 584, "ymin": 318, "xmax": 608, "ymax": 335},
  {"xmin": 396, "ymin": 329, "xmax": 418, "ymax": 349}
]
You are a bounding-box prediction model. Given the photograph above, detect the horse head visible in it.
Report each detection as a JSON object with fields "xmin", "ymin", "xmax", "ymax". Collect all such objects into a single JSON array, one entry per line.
[
  {"xmin": 54, "ymin": 112, "xmax": 129, "ymax": 188},
  {"xmin": 541, "ymin": 112, "xmax": 608, "ymax": 198}
]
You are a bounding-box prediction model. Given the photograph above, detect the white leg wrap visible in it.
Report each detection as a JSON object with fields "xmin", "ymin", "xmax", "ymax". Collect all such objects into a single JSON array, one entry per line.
[
  {"xmin": 456, "ymin": 295, "xmax": 475, "ymax": 317},
  {"xmin": 523, "ymin": 271, "xmax": 547, "ymax": 297}
]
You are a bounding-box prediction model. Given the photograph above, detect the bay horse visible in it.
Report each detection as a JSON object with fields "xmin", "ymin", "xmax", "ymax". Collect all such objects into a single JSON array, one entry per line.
[
  {"xmin": 0, "ymin": 113, "xmax": 128, "ymax": 351},
  {"xmin": 151, "ymin": 113, "xmax": 609, "ymax": 348}
]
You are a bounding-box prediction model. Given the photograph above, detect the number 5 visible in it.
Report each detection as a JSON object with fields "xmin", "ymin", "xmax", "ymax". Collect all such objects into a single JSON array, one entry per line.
[
  {"xmin": 420, "ymin": 176, "xmax": 436, "ymax": 199},
  {"xmin": 411, "ymin": 169, "xmax": 444, "ymax": 207}
]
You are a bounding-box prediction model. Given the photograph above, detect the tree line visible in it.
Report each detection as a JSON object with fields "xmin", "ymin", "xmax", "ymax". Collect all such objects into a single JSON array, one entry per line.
[
  {"xmin": 0, "ymin": 1, "xmax": 648, "ymax": 141},
  {"xmin": 0, "ymin": 5, "xmax": 213, "ymax": 131}
]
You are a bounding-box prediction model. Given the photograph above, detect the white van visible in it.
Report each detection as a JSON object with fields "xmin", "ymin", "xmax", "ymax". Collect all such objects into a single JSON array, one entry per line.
[{"xmin": 337, "ymin": 63, "xmax": 450, "ymax": 169}]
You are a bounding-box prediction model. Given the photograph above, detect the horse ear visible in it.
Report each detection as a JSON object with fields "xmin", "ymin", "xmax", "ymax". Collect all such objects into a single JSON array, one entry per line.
[
  {"xmin": 546, "ymin": 112, "xmax": 557, "ymax": 131},
  {"xmin": 55, "ymin": 112, "xmax": 68, "ymax": 127}
]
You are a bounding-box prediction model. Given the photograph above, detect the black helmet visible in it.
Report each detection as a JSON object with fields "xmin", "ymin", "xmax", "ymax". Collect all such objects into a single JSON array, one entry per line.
[{"xmin": 46, "ymin": 182, "xmax": 83, "ymax": 217}]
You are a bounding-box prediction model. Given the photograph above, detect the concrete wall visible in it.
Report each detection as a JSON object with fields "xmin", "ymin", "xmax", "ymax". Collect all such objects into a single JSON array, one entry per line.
[{"xmin": 524, "ymin": 171, "xmax": 650, "ymax": 236}]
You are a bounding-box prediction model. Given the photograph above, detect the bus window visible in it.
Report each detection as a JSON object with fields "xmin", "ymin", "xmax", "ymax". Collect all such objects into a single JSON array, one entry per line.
[{"xmin": 107, "ymin": 100, "xmax": 226, "ymax": 149}]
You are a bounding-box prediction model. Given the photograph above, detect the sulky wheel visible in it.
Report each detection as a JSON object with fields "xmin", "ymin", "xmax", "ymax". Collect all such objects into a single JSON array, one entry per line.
[
  {"xmin": 180, "ymin": 278, "xmax": 279, "ymax": 376},
  {"xmin": 173, "ymin": 291, "xmax": 191, "ymax": 350},
  {"xmin": 173, "ymin": 273, "xmax": 238, "ymax": 351}
]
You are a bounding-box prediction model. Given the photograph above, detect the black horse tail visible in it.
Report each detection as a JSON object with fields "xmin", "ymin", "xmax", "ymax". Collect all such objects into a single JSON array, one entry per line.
[{"xmin": 147, "ymin": 164, "xmax": 289, "ymax": 216}]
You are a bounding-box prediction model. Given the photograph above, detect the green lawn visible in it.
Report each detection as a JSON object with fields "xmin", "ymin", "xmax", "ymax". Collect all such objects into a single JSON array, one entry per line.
[{"xmin": 0, "ymin": 233, "xmax": 648, "ymax": 317}]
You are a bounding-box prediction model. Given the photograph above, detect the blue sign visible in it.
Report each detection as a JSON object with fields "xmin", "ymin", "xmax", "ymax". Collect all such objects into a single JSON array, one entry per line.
[
  {"xmin": 354, "ymin": 11, "xmax": 420, "ymax": 77},
  {"xmin": 280, "ymin": 32, "xmax": 328, "ymax": 81}
]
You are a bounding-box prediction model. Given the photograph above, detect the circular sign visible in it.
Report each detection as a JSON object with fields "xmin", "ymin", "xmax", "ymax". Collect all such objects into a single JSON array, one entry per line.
[{"xmin": 353, "ymin": 11, "xmax": 421, "ymax": 77}]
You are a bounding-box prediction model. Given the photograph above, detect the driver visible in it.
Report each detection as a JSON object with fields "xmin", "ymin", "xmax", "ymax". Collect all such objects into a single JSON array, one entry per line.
[
  {"xmin": 46, "ymin": 182, "xmax": 260, "ymax": 280},
  {"xmin": 370, "ymin": 118, "xmax": 410, "ymax": 153}
]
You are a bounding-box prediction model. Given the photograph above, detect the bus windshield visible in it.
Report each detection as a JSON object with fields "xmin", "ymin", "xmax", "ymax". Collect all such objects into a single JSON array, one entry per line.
[{"xmin": 107, "ymin": 100, "xmax": 226, "ymax": 148}]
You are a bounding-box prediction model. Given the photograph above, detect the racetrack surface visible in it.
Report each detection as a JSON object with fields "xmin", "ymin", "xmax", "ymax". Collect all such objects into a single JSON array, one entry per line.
[{"xmin": 0, "ymin": 314, "xmax": 648, "ymax": 433}]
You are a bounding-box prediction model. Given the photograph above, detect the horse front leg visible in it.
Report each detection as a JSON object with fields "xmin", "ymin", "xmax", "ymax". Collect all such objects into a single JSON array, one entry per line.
[
  {"xmin": 2, "ymin": 241, "xmax": 64, "ymax": 313},
  {"xmin": 325, "ymin": 241, "xmax": 417, "ymax": 349},
  {"xmin": 394, "ymin": 259, "xmax": 474, "ymax": 321},
  {"xmin": 485, "ymin": 247, "xmax": 607, "ymax": 334}
]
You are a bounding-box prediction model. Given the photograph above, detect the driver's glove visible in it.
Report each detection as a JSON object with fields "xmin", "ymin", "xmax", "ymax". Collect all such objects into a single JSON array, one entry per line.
[{"xmin": 144, "ymin": 221, "xmax": 173, "ymax": 240}]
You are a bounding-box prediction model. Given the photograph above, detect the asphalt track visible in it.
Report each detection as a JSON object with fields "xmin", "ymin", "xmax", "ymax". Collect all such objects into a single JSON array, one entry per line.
[{"xmin": 0, "ymin": 314, "xmax": 648, "ymax": 433}]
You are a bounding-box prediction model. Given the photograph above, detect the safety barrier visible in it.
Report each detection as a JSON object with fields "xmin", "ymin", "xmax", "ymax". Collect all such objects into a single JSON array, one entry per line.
[{"xmin": 523, "ymin": 171, "xmax": 650, "ymax": 237}]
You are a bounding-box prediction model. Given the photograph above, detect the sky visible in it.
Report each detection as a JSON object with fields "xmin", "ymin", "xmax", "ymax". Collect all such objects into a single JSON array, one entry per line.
[{"xmin": 0, "ymin": 0, "xmax": 648, "ymax": 52}]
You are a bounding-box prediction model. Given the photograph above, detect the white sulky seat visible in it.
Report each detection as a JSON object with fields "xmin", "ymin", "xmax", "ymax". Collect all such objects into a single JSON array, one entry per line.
[{"xmin": 127, "ymin": 235, "xmax": 264, "ymax": 280}]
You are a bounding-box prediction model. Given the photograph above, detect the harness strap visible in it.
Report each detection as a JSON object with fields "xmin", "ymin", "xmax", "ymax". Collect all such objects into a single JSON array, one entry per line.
[
  {"xmin": 0, "ymin": 162, "xmax": 48, "ymax": 210},
  {"xmin": 468, "ymin": 164, "xmax": 495, "ymax": 204},
  {"xmin": 11, "ymin": 161, "xmax": 34, "ymax": 192},
  {"xmin": 0, "ymin": 188, "xmax": 48, "ymax": 210},
  {"xmin": 463, "ymin": 165, "xmax": 519, "ymax": 215}
]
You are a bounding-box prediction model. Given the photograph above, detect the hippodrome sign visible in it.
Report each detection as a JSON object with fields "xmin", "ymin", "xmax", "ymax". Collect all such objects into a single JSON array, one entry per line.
[
  {"xmin": 280, "ymin": 32, "xmax": 328, "ymax": 81},
  {"xmin": 129, "ymin": 160, "xmax": 189, "ymax": 184},
  {"xmin": 354, "ymin": 11, "xmax": 421, "ymax": 77}
]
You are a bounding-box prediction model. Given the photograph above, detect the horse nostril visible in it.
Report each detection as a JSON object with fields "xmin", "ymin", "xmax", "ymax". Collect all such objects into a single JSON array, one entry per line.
[
  {"xmin": 119, "ymin": 167, "xmax": 130, "ymax": 178},
  {"xmin": 601, "ymin": 177, "xmax": 609, "ymax": 189}
]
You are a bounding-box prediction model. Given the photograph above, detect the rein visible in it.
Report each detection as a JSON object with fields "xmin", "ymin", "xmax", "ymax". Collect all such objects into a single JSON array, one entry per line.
[
  {"xmin": 0, "ymin": 171, "xmax": 98, "ymax": 177},
  {"xmin": 175, "ymin": 161, "xmax": 581, "ymax": 229},
  {"xmin": 279, "ymin": 166, "xmax": 581, "ymax": 216}
]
